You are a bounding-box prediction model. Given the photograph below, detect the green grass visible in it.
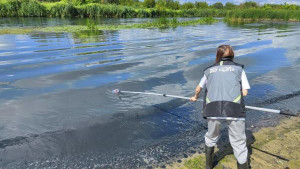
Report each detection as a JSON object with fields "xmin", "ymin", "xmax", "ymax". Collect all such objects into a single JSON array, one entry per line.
[
  {"xmin": 1, "ymin": 0, "xmax": 299, "ymax": 22},
  {"xmin": 0, "ymin": 0, "xmax": 229, "ymax": 19},
  {"xmin": 165, "ymin": 117, "xmax": 300, "ymax": 169},
  {"xmin": 47, "ymin": 2, "xmax": 77, "ymax": 17},
  {"xmin": 0, "ymin": 0, "xmax": 191, "ymax": 18},
  {"xmin": 0, "ymin": 17, "xmax": 217, "ymax": 34},
  {"xmin": 0, "ymin": 0, "xmax": 46, "ymax": 17},
  {"xmin": 225, "ymin": 9, "xmax": 300, "ymax": 22},
  {"xmin": 183, "ymin": 155, "xmax": 206, "ymax": 169}
]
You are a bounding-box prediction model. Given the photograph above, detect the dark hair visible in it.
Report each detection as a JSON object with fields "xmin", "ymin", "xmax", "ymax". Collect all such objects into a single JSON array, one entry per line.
[{"xmin": 215, "ymin": 45, "xmax": 234, "ymax": 63}]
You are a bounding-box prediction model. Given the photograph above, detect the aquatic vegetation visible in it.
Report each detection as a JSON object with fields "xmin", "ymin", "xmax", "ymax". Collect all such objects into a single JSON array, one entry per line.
[
  {"xmin": 0, "ymin": 17, "xmax": 217, "ymax": 34},
  {"xmin": 171, "ymin": 17, "xmax": 178, "ymax": 24},
  {"xmin": 155, "ymin": 17, "xmax": 169, "ymax": 25},
  {"xmin": 47, "ymin": 17, "xmax": 217, "ymax": 30},
  {"xmin": 86, "ymin": 19, "xmax": 97, "ymax": 31}
]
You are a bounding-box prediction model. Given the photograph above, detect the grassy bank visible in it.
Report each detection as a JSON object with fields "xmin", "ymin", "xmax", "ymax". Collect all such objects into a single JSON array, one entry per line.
[
  {"xmin": 162, "ymin": 117, "xmax": 300, "ymax": 169},
  {"xmin": 0, "ymin": 0, "xmax": 225, "ymax": 18},
  {"xmin": 226, "ymin": 9, "xmax": 300, "ymax": 22},
  {"xmin": 0, "ymin": 0, "xmax": 299, "ymax": 22},
  {"xmin": 0, "ymin": 17, "xmax": 217, "ymax": 34}
]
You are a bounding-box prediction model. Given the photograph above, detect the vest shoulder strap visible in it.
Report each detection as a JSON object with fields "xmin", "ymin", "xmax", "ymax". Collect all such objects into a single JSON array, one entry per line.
[{"xmin": 231, "ymin": 61, "xmax": 244, "ymax": 68}]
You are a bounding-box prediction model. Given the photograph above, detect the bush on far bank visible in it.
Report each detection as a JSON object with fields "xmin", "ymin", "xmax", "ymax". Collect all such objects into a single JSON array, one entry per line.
[{"xmin": 0, "ymin": 0, "xmax": 299, "ymax": 19}]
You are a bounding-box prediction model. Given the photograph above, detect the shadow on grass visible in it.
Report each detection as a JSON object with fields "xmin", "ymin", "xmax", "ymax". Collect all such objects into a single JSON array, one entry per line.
[
  {"xmin": 211, "ymin": 129, "xmax": 291, "ymax": 168},
  {"xmin": 211, "ymin": 130, "xmax": 255, "ymax": 168}
]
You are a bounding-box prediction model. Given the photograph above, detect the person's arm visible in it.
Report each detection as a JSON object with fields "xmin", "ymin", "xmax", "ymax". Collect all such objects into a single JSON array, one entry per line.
[
  {"xmin": 242, "ymin": 89, "xmax": 248, "ymax": 96},
  {"xmin": 241, "ymin": 70, "xmax": 250, "ymax": 96},
  {"xmin": 190, "ymin": 75, "xmax": 206, "ymax": 102},
  {"xmin": 190, "ymin": 85, "xmax": 202, "ymax": 101}
]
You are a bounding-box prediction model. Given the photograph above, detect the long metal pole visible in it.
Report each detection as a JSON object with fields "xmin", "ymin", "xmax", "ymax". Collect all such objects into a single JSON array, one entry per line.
[{"xmin": 112, "ymin": 89, "xmax": 298, "ymax": 116}]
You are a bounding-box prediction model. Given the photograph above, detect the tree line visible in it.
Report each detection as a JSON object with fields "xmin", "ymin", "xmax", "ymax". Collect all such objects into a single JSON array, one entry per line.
[
  {"xmin": 0, "ymin": 0, "xmax": 299, "ymax": 19},
  {"xmin": 37, "ymin": 0, "xmax": 300, "ymax": 10}
]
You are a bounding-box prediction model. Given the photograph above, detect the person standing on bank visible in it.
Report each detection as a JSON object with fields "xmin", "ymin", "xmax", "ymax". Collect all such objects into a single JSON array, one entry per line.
[{"xmin": 190, "ymin": 45, "xmax": 250, "ymax": 169}]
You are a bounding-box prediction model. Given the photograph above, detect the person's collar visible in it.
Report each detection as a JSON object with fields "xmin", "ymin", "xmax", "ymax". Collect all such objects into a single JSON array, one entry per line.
[{"xmin": 220, "ymin": 57, "xmax": 233, "ymax": 61}]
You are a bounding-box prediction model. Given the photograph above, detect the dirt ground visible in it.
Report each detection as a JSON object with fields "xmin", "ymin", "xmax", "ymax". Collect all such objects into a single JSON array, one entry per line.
[{"xmin": 159, "ymin": 117, "xmax": 300, "ymax": 169}]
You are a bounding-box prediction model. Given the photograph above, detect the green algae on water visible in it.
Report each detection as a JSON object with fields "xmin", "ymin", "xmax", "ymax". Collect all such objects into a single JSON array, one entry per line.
[{"xmin": 0, "ymin": 17, "xmax": 217, "ymax": 35}]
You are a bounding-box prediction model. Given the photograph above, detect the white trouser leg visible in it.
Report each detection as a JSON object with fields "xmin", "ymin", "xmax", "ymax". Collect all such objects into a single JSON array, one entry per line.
[
  {"xmin": 227, "ymin": 120, "xmax": 248, "ymax": 164},
  {"xmin": 205, "ymin": 120, "xmax": 221, "ymax": 147}
]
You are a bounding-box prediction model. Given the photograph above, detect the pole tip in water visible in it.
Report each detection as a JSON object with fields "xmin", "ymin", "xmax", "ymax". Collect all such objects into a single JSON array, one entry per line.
[{"xmin": 112, "ymin": 89, "xmax": 120, "ymax": 94}]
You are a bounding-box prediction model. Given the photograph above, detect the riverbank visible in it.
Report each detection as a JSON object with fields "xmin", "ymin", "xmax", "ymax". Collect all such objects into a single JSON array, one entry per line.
[
  {"xmin": 0, "ymin": 0, "xmax": 224, "ymax": 18},
  {"xmin": 160, "ymin": 116, "xmax": 300, "ymax": 169},
  {"xmin": 225, "ymin": 9, "xmax": 300, "ymax": 22},
  {"xmin": 0, "ymin": 17, "xmax": 216, "ymax": 34},
  {"xmin": 0, "ymin": 0, "xmax": 299, "ymax": 22}
]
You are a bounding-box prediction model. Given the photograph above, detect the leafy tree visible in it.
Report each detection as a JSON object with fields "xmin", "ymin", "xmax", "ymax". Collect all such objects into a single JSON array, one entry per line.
[
  {"xmin": 181, "ymin": 2, "xmax": 195, "ymax": 9},
  {"xmin": 119, "ymin": 0, "xmax": 136, "ymax": 6},
  {"xmin": 133, "ymin": 0, "xmax": 143, "ymax": 7},
  {"xmin": 62, "ymin": 0, "xmax": 86, "ymax": 5},
  {"xmin": 212, "ymin": 2, "xmax": 223, "ymax": 9},
  {"xmin": 283, "ymin": 2, "xmax": 297, "ymax": 10},
  {"xmin": 195, "ymin": 1, "xmax": 208, "ymax": 9},
  {"xmin": 143, "ymin": 0, "xmax": 155, "ymax": 8},
  {"xmin": 263, "ymin": 4, "xmax": 272, "ymax": 10},
  {"xmin": 170, "ymin": 0, "xmax": 180, "ymax": 10},
  {"xmin": 99, "ymin": 0, "xmax": 120, "ymax": 4},
  {"xmin": 156, "ymin": 0, "xmax": 166, "ymax": 8},
  {"xmin": 38, "ymin": 0, "xmax": 60, "ymax": 2},
  {"xmin": 85, "ymin": 0, "xmax": 100, "ymax": 3},
  {"xmin": 225, "ymin": 2, "xmax": 235, "ymax": 9},
  {"xmin": 241, "ymin": 1, "xmax": 258, "ymax": 8},
  {"xmin": 155, "ymin": 0, "xmax": 180, "ymax": 10}
]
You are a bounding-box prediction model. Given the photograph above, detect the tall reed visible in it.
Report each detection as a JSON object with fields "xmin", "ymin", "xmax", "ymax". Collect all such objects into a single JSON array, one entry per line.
[
  {"xmin": 48, "ymin": 2, "xmax": 77, "ymax": 17},
  {"xmin": 0, "ymin": 0, "xmax": 299, "ymax": 21},
  {"xmin": 0, "ymin": 0, "xmax": 46, "ymax": 17},
  {"xmin": 226, "ymin": 9, "xmax": 300, "ymax": 21},
  {"xmin": 0, "ymin": 0, "xmax": 220, "ymax": 18}
]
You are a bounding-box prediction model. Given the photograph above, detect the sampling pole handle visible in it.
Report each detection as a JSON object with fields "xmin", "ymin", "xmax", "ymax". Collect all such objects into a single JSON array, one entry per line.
[{"xmin": 113, "ymin": 89, "xmax": 297, "ymax": 116}]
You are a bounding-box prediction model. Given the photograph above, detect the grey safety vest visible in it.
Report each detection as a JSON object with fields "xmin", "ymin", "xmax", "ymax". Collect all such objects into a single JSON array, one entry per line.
[{"xmin": 202, "ymin": 57, "xmax": 245, "ymax": 118}]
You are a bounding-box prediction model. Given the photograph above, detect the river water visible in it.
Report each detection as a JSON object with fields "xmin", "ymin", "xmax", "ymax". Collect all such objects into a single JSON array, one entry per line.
[{"xmin": 0, "ymin": 18, "xmax": 299, "ymax": 168}]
